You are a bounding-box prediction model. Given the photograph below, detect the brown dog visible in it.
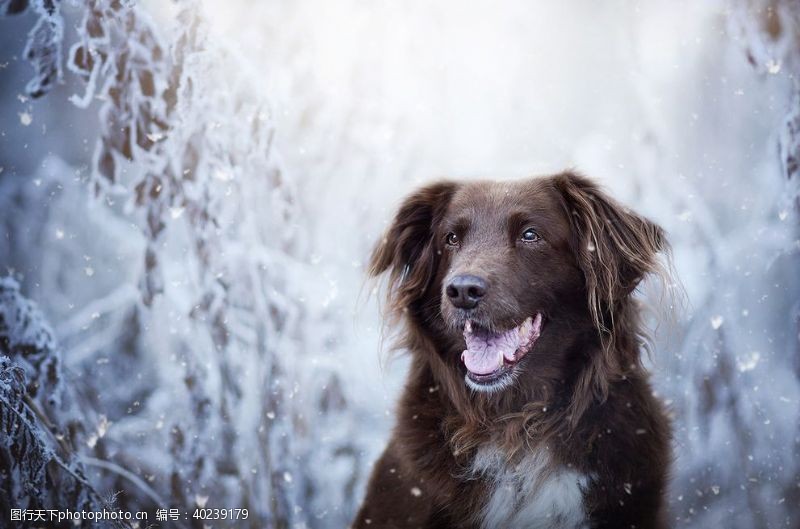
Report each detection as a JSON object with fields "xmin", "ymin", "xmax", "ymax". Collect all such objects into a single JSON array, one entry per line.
[{"xmin": 355, "ymin": 172, "xmax": 672, "ymax": 529}]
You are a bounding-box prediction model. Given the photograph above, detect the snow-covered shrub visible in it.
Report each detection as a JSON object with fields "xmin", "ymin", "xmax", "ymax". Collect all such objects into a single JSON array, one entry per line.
[
  {"xmin": 0, "ymin": 277, "xmax": 129, "ymax": 528},
  {"xmin": 2, "ymin": 0, "xmax": 373, "ymax": 526}
]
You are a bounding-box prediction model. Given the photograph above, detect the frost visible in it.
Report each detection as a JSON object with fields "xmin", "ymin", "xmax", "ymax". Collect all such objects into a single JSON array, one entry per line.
[
  {"xmin": 22, "ymin": 0, "xmax": 64, "ymax": 98},
  {"xmin": 0, "ymin": 276, "xmax": 62, "ymax": 404},
  {"xmin": 0, "ymin": 278, "xmax": 130, "ymax": 527}
]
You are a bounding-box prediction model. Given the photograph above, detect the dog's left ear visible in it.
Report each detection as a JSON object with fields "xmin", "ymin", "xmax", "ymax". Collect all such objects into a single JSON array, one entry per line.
[
  {"xmin": 552, "ymin": 171, "xmax": 666, "ymax": 336},
  {"xmin": 370, "ymin": 181, "xmax": 459, "ymax": 312}
]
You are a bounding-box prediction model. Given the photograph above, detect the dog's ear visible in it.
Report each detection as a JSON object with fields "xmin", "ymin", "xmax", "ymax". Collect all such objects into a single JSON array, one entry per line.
[
  {"xmin": 552, "ymin": 171, "xmax": 666, "ymax": 338},
  {"xmin": 370, "ymin": 181, "xmax": 459, "ymax": 311}
]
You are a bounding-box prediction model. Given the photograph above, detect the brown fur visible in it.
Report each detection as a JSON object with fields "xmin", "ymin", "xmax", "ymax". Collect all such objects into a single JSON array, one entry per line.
[{"xmin": 355, "ymin": 172, "xmax": 672, "ymax": 529}]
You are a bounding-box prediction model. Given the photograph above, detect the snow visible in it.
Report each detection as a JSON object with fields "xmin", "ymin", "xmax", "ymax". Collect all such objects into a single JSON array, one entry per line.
[{"xmin": 0, "ymin": 0, "xmax": 798, "ymax": 528}]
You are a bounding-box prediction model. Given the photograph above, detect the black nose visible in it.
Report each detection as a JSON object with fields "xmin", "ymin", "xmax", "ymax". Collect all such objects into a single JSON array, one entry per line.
[{"xmin": 446, "ymin": 275, "xmax": 487, "ymax": 309}]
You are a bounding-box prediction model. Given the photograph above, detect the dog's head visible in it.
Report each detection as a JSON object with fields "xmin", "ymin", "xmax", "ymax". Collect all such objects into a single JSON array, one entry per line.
[{"xmin": 370, "ymin": 172, "xmax": 665, "ymax": 396}]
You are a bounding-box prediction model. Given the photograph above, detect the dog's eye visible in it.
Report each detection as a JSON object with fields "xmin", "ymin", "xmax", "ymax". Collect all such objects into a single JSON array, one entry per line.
[
  {"xmin": 445, "ymin": 232, "xmax": 460, "ymax": 246},
  {"xmin": 521, "ymin": 228, "xmax": 540, "ymax": 242}
]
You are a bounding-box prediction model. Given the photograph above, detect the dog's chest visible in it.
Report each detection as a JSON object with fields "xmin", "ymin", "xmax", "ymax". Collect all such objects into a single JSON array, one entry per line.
[{"xmin": 469, "ymin": 445, "xmax": 590, "ymax": 529}]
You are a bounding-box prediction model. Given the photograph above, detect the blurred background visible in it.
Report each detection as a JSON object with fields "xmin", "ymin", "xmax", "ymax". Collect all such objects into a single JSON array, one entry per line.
[{"xmin": 0, "ymin": 0, "xmax": 798, "ymax": 528}]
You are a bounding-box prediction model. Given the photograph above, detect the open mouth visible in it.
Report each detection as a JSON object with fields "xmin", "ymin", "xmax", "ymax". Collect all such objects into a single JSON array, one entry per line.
[{"xmin": 461, "ymin": 313, "xmax": 543, "ymax": 391}]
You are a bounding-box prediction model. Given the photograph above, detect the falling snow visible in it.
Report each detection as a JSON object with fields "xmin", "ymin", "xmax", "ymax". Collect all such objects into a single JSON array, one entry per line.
[{"xmin": 0, "ymin": 1, "xmax": 798, "ymax": 529}]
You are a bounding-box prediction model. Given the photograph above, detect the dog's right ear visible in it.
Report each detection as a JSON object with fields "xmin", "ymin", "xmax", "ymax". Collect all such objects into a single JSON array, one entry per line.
[{"xmin": 370, "ymin": 181, "xmax": 459, "ymax": 311}]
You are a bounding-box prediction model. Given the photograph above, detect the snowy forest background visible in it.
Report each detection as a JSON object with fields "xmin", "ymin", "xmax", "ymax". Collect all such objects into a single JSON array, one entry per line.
[{"xmin": 0, "ymin": 0, "xmax": 798, "ymax": 528}]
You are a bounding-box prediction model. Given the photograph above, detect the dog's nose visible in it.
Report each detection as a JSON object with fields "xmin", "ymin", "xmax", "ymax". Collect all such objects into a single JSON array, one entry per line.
[{"xmin": 446, "ymin": 275, "xmax": 487, "ymax": 309}]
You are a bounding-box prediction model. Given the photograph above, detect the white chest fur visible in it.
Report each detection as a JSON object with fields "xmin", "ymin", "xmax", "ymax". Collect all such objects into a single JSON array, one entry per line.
[{"xmin": 469, "ymin": 445, "xmax": 590, "ymax": 529}]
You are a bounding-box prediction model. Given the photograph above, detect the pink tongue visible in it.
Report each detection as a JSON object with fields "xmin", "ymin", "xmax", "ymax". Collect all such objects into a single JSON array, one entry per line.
[{"xmin": 461, "ymin": 316, "xmax": 539, "ymax": 375}]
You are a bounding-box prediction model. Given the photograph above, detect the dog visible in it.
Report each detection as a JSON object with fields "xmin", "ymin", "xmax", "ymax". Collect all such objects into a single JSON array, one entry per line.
[{"xmin": 353, "ymin": 172, "xmax": 672, "ymax": 529}]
